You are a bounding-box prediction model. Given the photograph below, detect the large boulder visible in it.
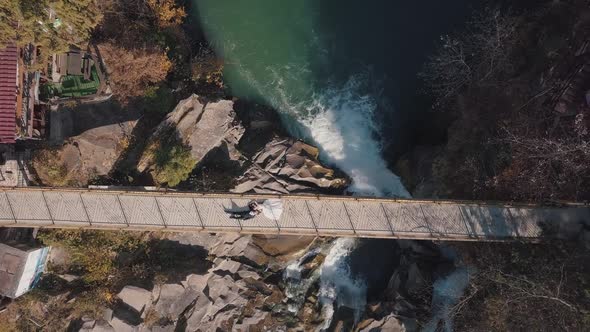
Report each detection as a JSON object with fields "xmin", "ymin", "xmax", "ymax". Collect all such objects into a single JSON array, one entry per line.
[
  {"xmin": 359, "ymin": 314, "xmax": 407, "ymax": 332},
  {"xmin": 109, "ymin": 317, "xmax": 138, "ymax": 332},
  {"xmin": 232, "ymin": 138, "xmax": 348, "ymax": 194},
  {"xmin": 34, "ymin": 119, "xmax": 136, "ymax": 186},
  {"xmin": 209, "ymin": 235, "xmax": 269, "ymax": 267},
  {"xmin": 153, "ymin": 284, "xmax": 185, "ymax": 318},
  {"xmin": 212, "ymin": 259, "xmax": 242, "ymax": 275},
  {"xmin": 251, "ymin": 235, "xmax": 315, "ymax": 257},
  {"xmin": 138, "ymin": 95, "xmax": 245, "ymax": 173},
  {"xmin": 117, "ymin": 286, "xmax": 152, "ymax": 315},
  {"xmin": 232, "ymin": 311, "xmax": 269, "ymax": 332}
]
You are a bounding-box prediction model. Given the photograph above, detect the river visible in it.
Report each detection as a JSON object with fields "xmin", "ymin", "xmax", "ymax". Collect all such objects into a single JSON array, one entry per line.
[
  {"xmin": 192, "ymin": 0, "xmax": 477, "ymax": 197},
  {"xmin": 192, "ymin": 0, "xmax": 478, "ymax": 328}
]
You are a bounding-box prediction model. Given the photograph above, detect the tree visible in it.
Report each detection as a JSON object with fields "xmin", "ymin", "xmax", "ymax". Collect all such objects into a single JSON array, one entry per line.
[
  {"xmin": 97, "ymin": 0, "xmax": 187, "ymax": 47},
  {"xmin": 192, "ymin": 44, "xmax": 224, "ymax": 89},
  {"xmin": 492, "ymin": 127, "xmax": 590, "ymax": 201},
  {"xmin": 420, "ymin": 9, "xmax": 520, "ymax": 107},
  {"xmin": 452, "ymin": 242, "xmax": 590, "ymax": 331},
  {"xmin": 146, "ymin": 0, "xmax": 186, "ymax": 29},
  {"xmin": 153, "ymin": 142, "xmax": 196, "ymax": 187},
  {"xmin": 97, "ymin": 42, "xmax": 172, "ymax": 103},
  {"xmin": 0, "ymin": 0, "xmax": 102, "ymax": 54}
]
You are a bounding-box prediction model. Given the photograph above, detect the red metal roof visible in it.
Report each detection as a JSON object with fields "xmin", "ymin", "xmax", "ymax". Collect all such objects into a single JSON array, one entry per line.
[{"xmin": 0, "ymin": 44, "xmax": 17, "ymax": 144}]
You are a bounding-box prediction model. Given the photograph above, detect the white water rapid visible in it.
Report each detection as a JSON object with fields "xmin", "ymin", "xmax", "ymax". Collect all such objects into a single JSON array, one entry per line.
[{"xmin": 299, "ymin": 77, "xmax": 410, "ymax": 197}]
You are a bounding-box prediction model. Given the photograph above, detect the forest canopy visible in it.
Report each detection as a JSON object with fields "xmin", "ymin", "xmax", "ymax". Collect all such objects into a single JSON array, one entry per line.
[{"xmin": 0, "ymin": 0, "xmax": 102, "ymax": 54}]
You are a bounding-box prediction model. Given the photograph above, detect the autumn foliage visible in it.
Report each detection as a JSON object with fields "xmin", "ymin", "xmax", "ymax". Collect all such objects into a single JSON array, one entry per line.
[
  {"xmin": 146, "ymin": 0, "xmax": 186, "ymax": 28},
  {"xmin": 98, "ymin": 42, "xmax": 172, "ymax": 103}
]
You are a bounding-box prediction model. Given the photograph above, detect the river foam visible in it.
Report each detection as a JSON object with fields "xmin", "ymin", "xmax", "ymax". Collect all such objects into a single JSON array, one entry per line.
[
  {"xmin": 298, "ymin": 77, "xmax": 409, "ymax": 197},
  {"xmin": 245, "ymin": 64, "xmax": 410, "ymax": 197}
]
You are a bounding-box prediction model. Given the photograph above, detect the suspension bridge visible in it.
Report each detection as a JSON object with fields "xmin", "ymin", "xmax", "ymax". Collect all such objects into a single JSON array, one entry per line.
[{"xmin": 0, "ymin": 187, "xmax": 587, "ymax": 241}]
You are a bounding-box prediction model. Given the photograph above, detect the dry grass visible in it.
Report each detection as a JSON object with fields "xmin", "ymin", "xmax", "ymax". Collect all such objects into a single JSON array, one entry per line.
[{"xmin": 31, "ymin": 149, "xmax": 71, "ymax": 187}]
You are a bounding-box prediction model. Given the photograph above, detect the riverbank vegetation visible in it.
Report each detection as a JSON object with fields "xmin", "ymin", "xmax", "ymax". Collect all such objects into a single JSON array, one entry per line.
[
  {"xmin": 452, "ymin": 241, "xmax": 590, "ymax": 331},
  {"xmin": 417, "ymin": 1, "xmax": 590, "ymax": 330},
  {"xmin": 419, "ymin": 1, "xmax": 590, "ymax": 202}
]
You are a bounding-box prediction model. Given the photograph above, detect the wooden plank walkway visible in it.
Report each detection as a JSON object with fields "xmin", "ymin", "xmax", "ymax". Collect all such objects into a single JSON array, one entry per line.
[{"xmin": 0, "ymin": 188, "xmax": 588, "ymax": 241}]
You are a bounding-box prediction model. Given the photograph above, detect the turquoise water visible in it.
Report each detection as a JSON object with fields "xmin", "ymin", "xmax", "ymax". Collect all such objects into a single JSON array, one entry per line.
[
  {"xmin": 193, "ymin": 0, "xmax": 476, "ymax": 197},
  {"xmin": 193, "ymin": 0, "xmax": 405, "ymax": 196},
  {"xmin": 192, "ymin": 1, "xmax": 473, "ymax": 197}
]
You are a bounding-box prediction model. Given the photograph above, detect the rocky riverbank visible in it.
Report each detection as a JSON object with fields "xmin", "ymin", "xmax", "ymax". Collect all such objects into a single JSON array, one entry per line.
[
  {"xmin": 31, "ymin": 94, "xmax": 349, "ymax": 195},
  {"xmin": 49, "ymin": 233, "xmax": 453, "ymax": 332}
]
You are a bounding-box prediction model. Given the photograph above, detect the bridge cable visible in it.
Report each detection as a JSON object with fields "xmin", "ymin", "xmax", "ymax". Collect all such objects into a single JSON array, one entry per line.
[
  {"xmin": 304, "ymin": 201, "xmax": 319, "ymax": 236},
  {"xmin": 78, "ymin": 193, "xmax": 92, "ymax": 227},
  {"xmin": 380, "ymin": 202, "xmax": 395, "ymax": 237},
  {"xmin": 419, "ymin": 205, "xmax": 437, "ymax": 239},
  {"xmin": 4, "ymin": 192, "xmax": 16, "ymax": 224},
  {"xmin": 268, "ymin": 203, "xmax": 280, "ymax": 233},
  {"xmin": 457, "ymin": 206, "xmax": 474, "ymax": 239},
  {"xmin": 116, "ymin": 194, "xmax": 130, "ymax": 227},
  {"xmin": 41, "ymin": 191, "xmax": 55, "ymax": 225},
  {"xmin": 342, "ymin": 202, "xmax": 357, "ymax": 236},
  {"xmin": 153, "ymin": 197, "xmax": 167, "ymax": 229},
  {"xmin": 191, "ymin": 198, "xmax": 205, "ymax": 230}
]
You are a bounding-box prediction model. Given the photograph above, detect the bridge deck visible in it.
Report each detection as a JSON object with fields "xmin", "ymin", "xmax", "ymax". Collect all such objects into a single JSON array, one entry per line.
[{"xmin": 0, "ymin": 188, "xmax": 588, "ymax": 241}]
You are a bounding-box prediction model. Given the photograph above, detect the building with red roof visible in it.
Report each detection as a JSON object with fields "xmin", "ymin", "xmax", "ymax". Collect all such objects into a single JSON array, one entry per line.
[{"xmin": 0, "ymin": 45, "xmax": 18, "ymax": 144}]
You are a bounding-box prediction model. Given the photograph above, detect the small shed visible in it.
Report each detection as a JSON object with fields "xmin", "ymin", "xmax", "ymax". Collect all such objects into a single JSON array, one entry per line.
[
  {"xmin": 55, "ymin": 51, "xmax": 85, "ymax": 76},
  {"xmin": 0, "ymin": 242, "xmax": 49, "ymax": 298},
  {"xmin": 66, "ymin": 52, "xmax": 83, "ymax": 76}
]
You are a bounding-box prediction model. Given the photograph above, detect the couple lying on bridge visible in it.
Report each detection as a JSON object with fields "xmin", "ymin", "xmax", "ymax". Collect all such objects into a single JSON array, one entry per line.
[{"xmin": 226, "ymin": 199, "xmax": 283, "ymax": 221}]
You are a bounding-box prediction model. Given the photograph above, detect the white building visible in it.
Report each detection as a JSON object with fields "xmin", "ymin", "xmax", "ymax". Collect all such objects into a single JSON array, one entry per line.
[{"xmin": 0, "ymin": 242, "xmax": 49, "ymax": 298}]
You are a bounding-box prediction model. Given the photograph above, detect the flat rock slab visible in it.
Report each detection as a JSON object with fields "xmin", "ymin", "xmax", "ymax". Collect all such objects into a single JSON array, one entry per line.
[
  {"xmin": 212, "ymin": 259, "xmax": 242, "ymax": 274},
  {"xmin": 117, "ymin": 286, "xmax": 151, "ymax": 314},
  {"xmin": 109, "ymin": 317, "xmax": 138, "ymax": 332},
  {"xmin": 154, "ymin": 284, "xmax": 185, "ymax": 317}
]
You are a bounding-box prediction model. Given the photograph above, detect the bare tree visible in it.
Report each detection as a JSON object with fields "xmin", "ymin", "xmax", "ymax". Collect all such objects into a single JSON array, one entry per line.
[
  {"xmin": 420, "ymin": 35, "xmax": 473, "ymax": 104},
  {"xmin": 451, "ymin": 242, "xmax": 589, "ymax": 331},
  {"xmin": 420, "ymin": 8, "xmax": 520, "ymax": 107},
  {"xmin": 495, "ymin": 127, "xmax": 590, "ymax": 200}
]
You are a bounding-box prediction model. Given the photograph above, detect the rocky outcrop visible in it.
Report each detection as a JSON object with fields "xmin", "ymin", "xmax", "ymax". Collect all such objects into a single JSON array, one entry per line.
[
  {"xmin": 137, "ymin": 95, "xmax": 245, "ymax": 173},
  {"xmin": 233, "ymin": 138, "xmax": 349, "ymax": 194},
  {"xmin": 358, "ymin": 314, "xmax": 409, "ymax": 332},
  {"xmin": 33, "ymin": 119, "xmax": 136, "ymax": 186},
  {"xmin": 208, "ymin": 234, "xmax": 270, "ymax": 267},
  {"xmin": 82, "ymin": 234, "xmax": 299, "ymax": 332}
]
